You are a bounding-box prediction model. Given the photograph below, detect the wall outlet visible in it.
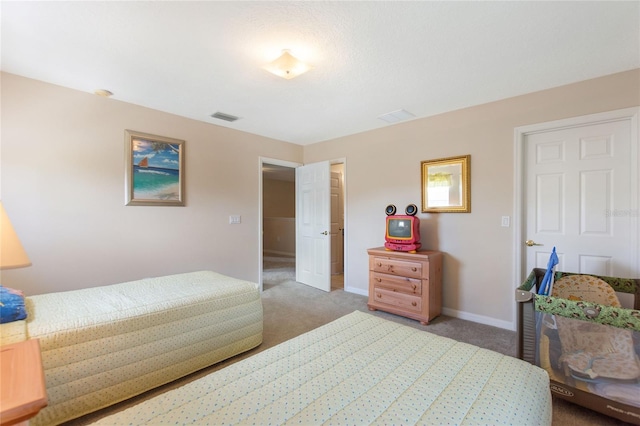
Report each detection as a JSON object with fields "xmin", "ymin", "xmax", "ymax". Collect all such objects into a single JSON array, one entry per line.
[
  {"xmin": 229, "ymin": 215, "xmax": 241, "ymax": 224},
  {"xmin": 501, "ymin": 216, "xmax": 510, "ymax": 227}
]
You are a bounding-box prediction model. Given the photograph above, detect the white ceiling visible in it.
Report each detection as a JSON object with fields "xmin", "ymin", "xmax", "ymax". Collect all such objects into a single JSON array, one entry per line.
[{"xmin": 2, "ymin": 1, "xmax": 639, "ymax": 146}]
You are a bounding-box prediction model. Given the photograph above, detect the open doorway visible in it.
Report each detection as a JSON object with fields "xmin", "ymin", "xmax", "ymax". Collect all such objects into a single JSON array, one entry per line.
[
  {"xmin": 261, "ymin": 159, "xmax": 345, "ymax": 291},
  {"xmin": 262, "ymin": 163, "xmax": 296, "ymax": 289}
]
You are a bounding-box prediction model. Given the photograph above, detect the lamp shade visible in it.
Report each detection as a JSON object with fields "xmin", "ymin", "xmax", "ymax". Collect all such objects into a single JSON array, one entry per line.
[{"xmin": 0, "ymin": 202, "xmax": 31, "ymax": 269}]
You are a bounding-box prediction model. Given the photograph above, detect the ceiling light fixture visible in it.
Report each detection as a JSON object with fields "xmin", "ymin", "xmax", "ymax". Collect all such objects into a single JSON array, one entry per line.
[{"xmin": 263, "ymin": 50, "xmax": 312, "ymax": 80}]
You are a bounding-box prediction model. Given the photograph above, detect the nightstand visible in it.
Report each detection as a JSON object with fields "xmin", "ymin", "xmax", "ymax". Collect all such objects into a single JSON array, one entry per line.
[{"xmin": 1, "ymin": 339, "xmax": 47, "ymax": 426}]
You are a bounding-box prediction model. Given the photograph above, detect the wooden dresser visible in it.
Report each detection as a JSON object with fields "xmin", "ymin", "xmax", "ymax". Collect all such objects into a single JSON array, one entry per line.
[{"xmin": 367, "ymin": 247, "xmax": 442, "ymax": 325}]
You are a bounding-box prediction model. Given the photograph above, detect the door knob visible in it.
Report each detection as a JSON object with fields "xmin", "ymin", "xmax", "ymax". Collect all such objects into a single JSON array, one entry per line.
[{"xmin": 525, "ymin": 240, "xmax": 543, "ymax": 247}]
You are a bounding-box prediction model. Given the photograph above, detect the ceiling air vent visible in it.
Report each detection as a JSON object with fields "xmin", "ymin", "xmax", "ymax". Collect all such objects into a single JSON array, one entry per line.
[
  {"xmin": 211, "ymin": 111, "xmax": 240, "ymax": 122},
  {"xmin": 378, "ymin": 109, "xmax": 415, "ymax": 124}
]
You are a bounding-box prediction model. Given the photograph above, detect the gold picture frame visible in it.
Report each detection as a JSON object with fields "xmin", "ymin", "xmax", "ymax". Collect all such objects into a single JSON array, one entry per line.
[
  {"xmin": 421, "ymin": 155, "xmax": 470, "ymax": 213},
  {"xmin": 125, "ymin": 130, "xmax": 185, "ymax": 206}
]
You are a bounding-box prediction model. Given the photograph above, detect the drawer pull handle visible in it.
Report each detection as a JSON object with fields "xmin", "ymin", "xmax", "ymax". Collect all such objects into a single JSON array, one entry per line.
[
  {"xmin": 412, "ymin": 284, "xmax": 417, "ymax": 290},
  {"xmin": 411, "ymin": 267, "xmax": 417, "ymax": 272},
  {"xmin": 411, "ymin": 301, "xmax": 417, "ymax": 307},
  {"xmin": 377, "ymin": 262, "xmax": 382, "ymax": 267},
  {"xmin": 375, "ymin": 278, "xmax": 381, "ymax": 282},
  {"xmin": 376, "ymin": 293, "xmax": 382, "ymax": 298},
  {"xmin": 387, "ymin": 265, "xmax": 394, "ymax": 272}
]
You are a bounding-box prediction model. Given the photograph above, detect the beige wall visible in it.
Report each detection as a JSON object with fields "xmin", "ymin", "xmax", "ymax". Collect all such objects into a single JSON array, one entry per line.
[
  {"xmin": 305, "ymin": 69, "xmax": 640, "ymax": 328},
  {"xmin": 262, "ymin": 217, "xmax": 295, "ymax": 256},
  {"xmin": 2, "ymin": 70, "xmax": 639, "ymax": 329},
  {"xmin": 0, "ymin": 72, "xmax": 303, "ymax": 295},
  {"xmin": 263, "ymin": 178, "xmax": 295, "ymax": 255},
  {"xmin": 263, "ymin": 179, "xmax": 295, "ymax": 217}
]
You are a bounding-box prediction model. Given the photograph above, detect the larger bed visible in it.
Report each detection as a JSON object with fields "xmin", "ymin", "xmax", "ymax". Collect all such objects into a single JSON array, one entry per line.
[{"xmin": 93, "ymin": 310, "xmax": 551, "ymax": 425}]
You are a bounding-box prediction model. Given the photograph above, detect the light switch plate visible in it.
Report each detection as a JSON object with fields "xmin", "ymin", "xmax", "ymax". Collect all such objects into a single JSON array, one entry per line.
[
  {"xmin": 229, "ymin": 215, "xmax": 241, "ymax": 224},
  {"xmin": 501, "ymin": 216, "xmax": 510, "ymax": 227}
]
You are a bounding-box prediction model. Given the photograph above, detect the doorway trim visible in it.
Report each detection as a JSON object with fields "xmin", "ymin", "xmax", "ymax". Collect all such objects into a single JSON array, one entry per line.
[
  {"xmin": 259, "ymin": 156, "xmax": 348, "ymax": 293},
  {"xmin": 512, "ymin": 107, "xmax": 639, "ymax": 325},
  {"xmin": 259, "ymin": 157, "xmax": 301, "ymax": 292}
]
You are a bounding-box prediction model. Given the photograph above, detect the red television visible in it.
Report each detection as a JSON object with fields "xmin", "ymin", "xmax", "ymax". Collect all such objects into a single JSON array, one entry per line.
[{"xmin": 384, "ymin": 204, "xmax": 421, "ymax": 253}]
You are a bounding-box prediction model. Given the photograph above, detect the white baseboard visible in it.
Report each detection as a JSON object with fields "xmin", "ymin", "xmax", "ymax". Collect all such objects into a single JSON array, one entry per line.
[
  {"xmin": 343, "ymin": 289, "xmax": 514, "ymax": 329},
  {"xmin": 344, "ymin": 285, "xmax": 367, "ymax": 296},
  {"xmin": 441, "ymin": 307, "xmax": 515, "ymax": 331}
]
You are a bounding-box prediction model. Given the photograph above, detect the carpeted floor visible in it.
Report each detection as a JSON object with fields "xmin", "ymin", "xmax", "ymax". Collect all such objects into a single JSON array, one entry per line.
[
  {"xmin": 263, "ymin": 255, "xmax": 297, "ymax": 286},
  {"xmin": 66, "ymin": 271, "xmax": 629, "ymax": 425}
]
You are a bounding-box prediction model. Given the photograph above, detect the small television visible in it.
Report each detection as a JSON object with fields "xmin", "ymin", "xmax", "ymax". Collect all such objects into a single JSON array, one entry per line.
[{"xmin": 384, "ymin": 204, "xmax": 421, "ymax": 253}]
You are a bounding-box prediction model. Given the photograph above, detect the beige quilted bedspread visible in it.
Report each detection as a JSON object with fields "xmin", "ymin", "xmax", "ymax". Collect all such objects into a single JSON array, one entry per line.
[
  {"xmin": 26, "ymin": 271, "xmax": 263, "ymax": 426},
  {"xmin": 94, "ymin": 310, "xmax": 551, "ymax": 425}
]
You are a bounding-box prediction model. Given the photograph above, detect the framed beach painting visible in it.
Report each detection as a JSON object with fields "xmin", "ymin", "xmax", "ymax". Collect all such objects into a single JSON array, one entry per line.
[{"xmin": 125, "ymin": 130, "xmax": 185, "ymax": 206}]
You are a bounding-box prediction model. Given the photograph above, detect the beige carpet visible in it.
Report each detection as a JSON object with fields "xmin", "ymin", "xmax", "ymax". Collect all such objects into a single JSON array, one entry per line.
[{"xmin": 66, "ymin": 277, "xmax": 628, "ymax": 425}]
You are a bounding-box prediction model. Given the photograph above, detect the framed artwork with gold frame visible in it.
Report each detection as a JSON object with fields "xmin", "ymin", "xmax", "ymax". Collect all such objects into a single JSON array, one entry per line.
[{"xmin": 421, "ymin": 155, "xmax": 470, "ymax": 213}]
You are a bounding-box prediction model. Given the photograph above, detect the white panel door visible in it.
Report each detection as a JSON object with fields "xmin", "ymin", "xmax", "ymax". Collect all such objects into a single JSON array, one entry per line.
[
  {"xmin": 525, "ymin": 119, "xmax": 637, "ymax": 277},
  {"xmin": 296, "ymin": 161, "xmax": 331, "ymax": 291}
]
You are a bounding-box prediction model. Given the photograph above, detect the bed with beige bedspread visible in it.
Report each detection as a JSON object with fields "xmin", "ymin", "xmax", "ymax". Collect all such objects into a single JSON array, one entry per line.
[
  {"xmin": 1, "ymin": 271, "xmax": 263, "ymax": 426},
  {"xmin": 93, "ymin": 310, "xmax": 551, "ymax": 425}
]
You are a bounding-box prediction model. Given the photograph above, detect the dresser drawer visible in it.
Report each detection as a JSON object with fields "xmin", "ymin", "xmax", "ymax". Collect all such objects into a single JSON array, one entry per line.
[
  {"xmin": 371, "ymin": 256, "xmax": 423, "ymax": 279},
  {"xmin": 370, "ymin": 272, "xmax": 421, "ymax": 295},
  {"xmin": 371, "ymin": 288, "xmax": 422, "ymax": 313}
]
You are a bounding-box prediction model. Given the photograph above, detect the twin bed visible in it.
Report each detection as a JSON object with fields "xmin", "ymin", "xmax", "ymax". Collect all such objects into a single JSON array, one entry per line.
[
  {"xmin": 10, "ymin": 270, "xmax": 552, "ymax": 425},
  {"xmin": 7, "ymin": 271, "xmax": 263, "ymax": 426},
  {"xmin": 91, "ymin": 310, "xmax": 552, "ymax": 425}
]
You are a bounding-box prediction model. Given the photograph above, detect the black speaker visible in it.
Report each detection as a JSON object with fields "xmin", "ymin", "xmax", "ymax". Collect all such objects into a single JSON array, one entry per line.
[
  {"xmin": 385, "ymin": 204, "xmax": 397, "ymax": 216},
  {"xmin": 405, "ymin": 204, "xmax": 418, "ymax": 216}
]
